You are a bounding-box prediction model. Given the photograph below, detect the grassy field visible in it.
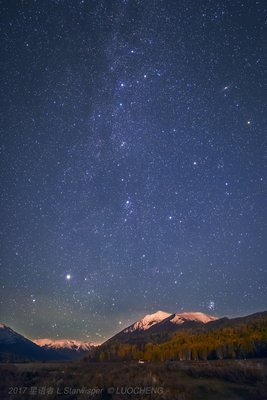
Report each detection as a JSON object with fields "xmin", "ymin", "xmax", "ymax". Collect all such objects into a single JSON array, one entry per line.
[{"xmin": 0, "ymin": 359, "xmax": 266, "ymax": 400}]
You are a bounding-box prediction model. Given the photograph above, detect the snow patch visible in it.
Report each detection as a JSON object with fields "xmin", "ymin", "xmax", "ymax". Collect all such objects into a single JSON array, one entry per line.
[{"xmin": 170, "ymin": 312, "xmax": 218, "ymax": 325}]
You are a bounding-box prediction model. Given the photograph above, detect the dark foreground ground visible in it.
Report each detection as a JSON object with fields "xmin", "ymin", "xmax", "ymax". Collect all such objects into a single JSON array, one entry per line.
[{"xmin": 0, "ymin": 359, "xmax": 267, "ymax": 400}]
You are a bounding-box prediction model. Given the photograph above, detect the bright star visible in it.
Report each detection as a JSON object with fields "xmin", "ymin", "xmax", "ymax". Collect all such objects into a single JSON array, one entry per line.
[{"xmin": 66, "ymin": 274, "xmax": 71, "ymax": 280}]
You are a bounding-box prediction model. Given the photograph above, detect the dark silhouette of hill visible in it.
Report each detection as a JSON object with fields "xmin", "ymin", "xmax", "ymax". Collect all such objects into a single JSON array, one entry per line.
[{"xmin": 0, "ymin": 324, "xmax": 66, "ymax": 362}]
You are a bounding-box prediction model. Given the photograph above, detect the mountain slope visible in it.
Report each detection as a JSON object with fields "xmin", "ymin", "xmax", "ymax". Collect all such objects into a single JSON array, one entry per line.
[
  {"xmin": 0, "ymin": 324, "xmax": 65, "ymax": 362},
  {"xmin": 103, "ymin": 310, "xmax": 218, "ymax": 345},
  {"xmin": 147, "ymin": 312, "xmax": 218, "ymax": 335},
  {"xmin": 124, "ymin": 310, "xmax": 172, "ymax": 332},
  {"xmin": 88, "ymin": 311, "xmax": 267, "ymax": 362}
]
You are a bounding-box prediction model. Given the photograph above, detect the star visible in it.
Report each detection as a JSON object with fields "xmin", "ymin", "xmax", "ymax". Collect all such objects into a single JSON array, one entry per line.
[
  {"xmin": 208, "ymin": 301, "xmax": 215, "ymax": 311},
  {"xmin": 1, "ymin": 0, "xmax": 265, "ymax": 343}
]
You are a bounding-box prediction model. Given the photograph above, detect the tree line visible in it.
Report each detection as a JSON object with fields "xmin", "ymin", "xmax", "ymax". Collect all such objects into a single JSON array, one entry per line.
[{"xmin": 89, "ymin": 319, "xmax": 267, "ymax": 362}]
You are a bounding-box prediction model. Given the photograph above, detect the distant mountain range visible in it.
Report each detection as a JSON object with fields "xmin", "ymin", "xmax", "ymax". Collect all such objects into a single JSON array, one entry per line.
[
  {"xmin": 0, "ymin": 324, "xmax": 64, "ymax": 362},
  {"xmin": 0, "ymin": 324, "xmax": 95, "ymax": 362},
  {"xmin": 1, "ymin": 310, "xmax": 267, "ymax": 362},
  {"xmin": 33, "ymin": 339, "xmax": 93, "ymax": 360}
]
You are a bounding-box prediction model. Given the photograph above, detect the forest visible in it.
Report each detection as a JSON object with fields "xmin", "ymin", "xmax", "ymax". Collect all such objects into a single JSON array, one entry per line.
[{"xmin": 91, "ymin": 317, "xmax": 267, "ymax": 362}]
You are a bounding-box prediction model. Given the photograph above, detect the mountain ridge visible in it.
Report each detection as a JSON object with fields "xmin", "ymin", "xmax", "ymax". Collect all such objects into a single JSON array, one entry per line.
[
  {"xmin": 0, "ymin": 325, "xmax": 95, "ymax": 361},
  {"xmin": 88, "ymin": 310, "xmax": 267, "ymax": 362},
  {"xmin": 104, "ymin": 310, "xmax": 218, "ymax": 345},
  {"xmin": 2, "ymin": 310, "xmax": 267, "ymax": 363},
  {"xmin": 33, "ymin": 338, "xmax": 97, "ymax": 360},
  {"xmin": 33, "ymin": 338, "xmax": 94, "ymax": 350},
  {"xmin": 0, "ymin": 324, "xmax": 65, "ymax": 362},
  {"xmin": 124, "ymin": 310, "xmax": 172, "ymax": 332}
]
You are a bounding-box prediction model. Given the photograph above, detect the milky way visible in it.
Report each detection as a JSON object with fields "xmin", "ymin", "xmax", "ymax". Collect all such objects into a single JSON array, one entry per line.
[{"xmin": 0, "ymin": 0, "xmax": 266, "ymax": 341}]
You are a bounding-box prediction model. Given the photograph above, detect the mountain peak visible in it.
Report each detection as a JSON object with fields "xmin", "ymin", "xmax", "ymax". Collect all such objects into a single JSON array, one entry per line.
[
  {"xmin": 119, "ymin": 310, "xmax": 219, "ymax": 337},
  {"xmin": 143, "ymin": 310, "xmax": 171, "ymax": 320},
  {"xmin": 124, "ymin": 310, "xmax": 171, "ymax": 333}
]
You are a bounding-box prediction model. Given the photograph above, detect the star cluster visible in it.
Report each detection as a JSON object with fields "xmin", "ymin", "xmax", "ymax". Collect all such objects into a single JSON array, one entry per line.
[{"xmin": 0, "ymin": 0, "xmax": 266, "ymax": 341}]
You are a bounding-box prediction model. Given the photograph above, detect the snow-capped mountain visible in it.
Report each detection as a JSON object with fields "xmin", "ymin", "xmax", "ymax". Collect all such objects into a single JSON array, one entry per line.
[
  {"xmin": 104, "ymin": 310, "xmax": 218, "ymax": 345},
  {"xmin": 123, "ymin": 310, "xmax": 217, "ymax": 334},
  {"xmin": 34, "ymin": 338, "xmax": 93, "ymax": 351},
  {"xmin": 88, "ymin": 311, "xmax": 267, "ymax": 362},
  {"xmin": 124, "ymin": 310, "xmax": 172, "ymax": 332},
  {"xmin": 0, "ymin": 324, "xmax": 96, "ymax": 361},
  {"xmin": 34, "ymin": 338, "xmax": 95, "ymax": 360},
  {"xmin": 0, "ymin": 324, "xmax": 64, "ymax": 362}
]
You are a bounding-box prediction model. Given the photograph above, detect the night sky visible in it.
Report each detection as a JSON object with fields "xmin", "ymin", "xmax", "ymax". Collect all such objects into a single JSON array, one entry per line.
[{"xmin": 0, "ymin": 0, "xmax": 266, "ymax": 342}]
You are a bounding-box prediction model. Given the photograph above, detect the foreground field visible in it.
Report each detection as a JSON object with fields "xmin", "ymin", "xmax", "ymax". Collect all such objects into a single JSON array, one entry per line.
[{"xmin": 0, "ymin": 359, "xmax": 266, "ymax": 400}]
